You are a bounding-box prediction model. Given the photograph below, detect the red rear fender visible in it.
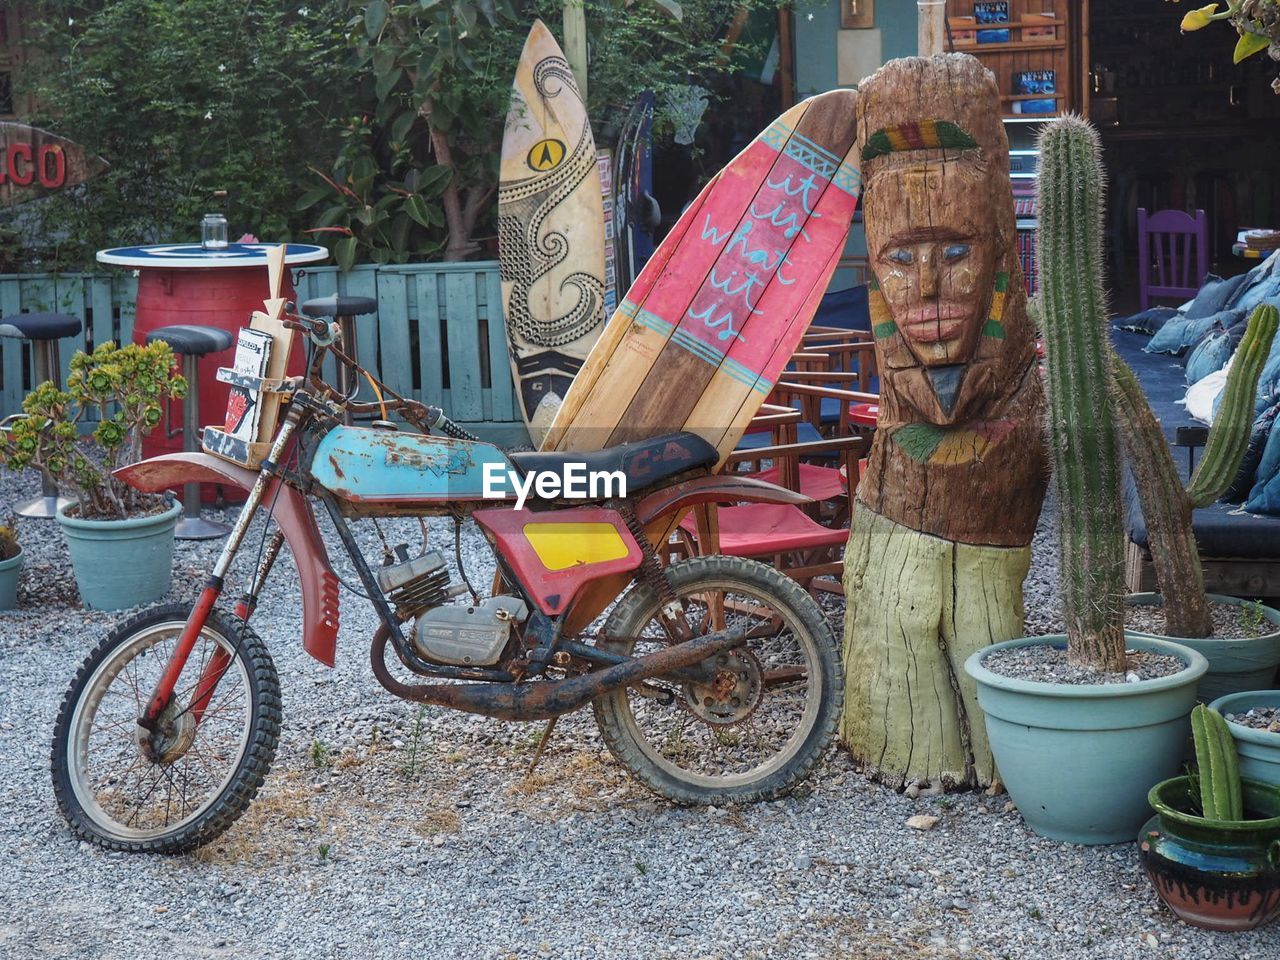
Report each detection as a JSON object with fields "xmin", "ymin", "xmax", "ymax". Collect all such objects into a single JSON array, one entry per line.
[{"xmin": 116, "ymin": 453, "xmax": 341, "ymax": 667}]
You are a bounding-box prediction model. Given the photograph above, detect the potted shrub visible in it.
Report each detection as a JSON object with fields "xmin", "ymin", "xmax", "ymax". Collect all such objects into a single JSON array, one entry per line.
[
  {"xmin": 0, "ymin": 520, "xmax": 21, "ymax": 609},
  {"xmin": 964, "ymin": 116, "xmax": 1207, "ymax": 845},
  {"xmin": 1140, "ymin": 704, "xmax": 1280, "ymax": 931},
  {"xmin": 0, "ymin": 341, "xmax": 186, "ymax": 610},
  {"xmin": 1113, "ymin": 300, "xmax": 1280, "ymax": 702},
  {"xmin": 1210, "ymin": 690, "xmax": 1280, "ymax": 787}
]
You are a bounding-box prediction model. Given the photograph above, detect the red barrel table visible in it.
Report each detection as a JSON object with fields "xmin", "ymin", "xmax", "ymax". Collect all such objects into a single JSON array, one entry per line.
[{"xmin": 96, "ymin": 243, "xmax": 328, "ymax": 464}]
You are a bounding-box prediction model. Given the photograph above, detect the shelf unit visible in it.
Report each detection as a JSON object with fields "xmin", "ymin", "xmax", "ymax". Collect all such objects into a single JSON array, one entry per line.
[{"xmin": 943, "ymin": 0, "xmax": 1086, "ymax": 120}]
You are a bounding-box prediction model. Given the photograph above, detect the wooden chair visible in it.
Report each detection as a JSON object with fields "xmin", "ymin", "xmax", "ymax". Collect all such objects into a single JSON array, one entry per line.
[
  {"xmin": 681, "ymin": 432, "xmax": 867, "ymax": 595},
  {"xmin": 1138, "ymin": 207, "xmax": 1208, "ymax": 310}
]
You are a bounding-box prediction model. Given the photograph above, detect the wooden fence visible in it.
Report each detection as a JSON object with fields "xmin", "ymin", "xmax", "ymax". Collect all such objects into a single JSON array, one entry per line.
[{"xmin": 0, "ymin": 260, "xmax": 528, "ymax": 444}]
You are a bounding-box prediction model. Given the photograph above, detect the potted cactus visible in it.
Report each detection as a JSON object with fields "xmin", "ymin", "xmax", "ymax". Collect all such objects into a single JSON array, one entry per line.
[
  {"xmin": 1209, "ymin": 690, "xmax": 1280, "ymax": 787},
  {"xmin": 1141, "ymin": 704, "xmax": 1280, "ymax": 931},
  {"xmin": 1113, "ymin": 302, "xmax": 1280, "ymax": 702},
  {"xmin": 0, "ymin": 341, "xmax": 186, "ymax": 610},
  {"xmin": 965, "ymin": 116, "xmax": 1207, "ymax": 845},
  {"xmin": 0, "ymin": 521, "xmax": 21, "ymax": 609}
]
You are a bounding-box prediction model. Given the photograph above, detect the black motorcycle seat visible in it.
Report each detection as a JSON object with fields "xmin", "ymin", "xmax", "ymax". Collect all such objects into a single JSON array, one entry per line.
[{"xmin": 507, "ymin": 431, "xmax": 718, "ymax": 496}]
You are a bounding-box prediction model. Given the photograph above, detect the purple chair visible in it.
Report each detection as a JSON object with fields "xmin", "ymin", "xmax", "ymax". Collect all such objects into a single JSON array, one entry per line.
[{"xmin": 1137, "ymin": 207, "xmax": 1209, "ymax": 310}]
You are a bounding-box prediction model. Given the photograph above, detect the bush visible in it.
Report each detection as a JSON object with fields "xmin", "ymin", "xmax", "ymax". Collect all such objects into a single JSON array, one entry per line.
[{"xmin": 14, "ymin": 0, "xmax": 358, "ymax": 270}]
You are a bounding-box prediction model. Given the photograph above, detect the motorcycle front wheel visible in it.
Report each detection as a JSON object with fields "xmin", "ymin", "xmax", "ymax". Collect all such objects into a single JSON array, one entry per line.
[
  {"xmin": 593, "ymin": 555, "xmax": 842, "ymax": 804},
  {"xmin": 51, "ymin": 603, "xmax": 281, "ymax": 853}
]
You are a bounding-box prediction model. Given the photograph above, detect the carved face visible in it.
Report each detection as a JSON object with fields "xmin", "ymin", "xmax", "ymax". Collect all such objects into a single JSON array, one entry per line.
[{"xmin": 865, "ymin": 159, "xmax": 995, "ymax": 367}]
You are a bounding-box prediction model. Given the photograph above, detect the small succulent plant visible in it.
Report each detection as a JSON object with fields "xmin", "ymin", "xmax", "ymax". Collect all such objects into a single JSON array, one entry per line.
[
  {"xmin": 1174, "ymin": 0, "xmax": 1280, "ymax": 94},
  {"xmin": 0, "ymin": 341, "xmax": 186, "ymax": 520}
]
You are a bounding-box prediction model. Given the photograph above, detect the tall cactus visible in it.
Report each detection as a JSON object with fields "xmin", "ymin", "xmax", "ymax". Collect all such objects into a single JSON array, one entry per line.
[
  {"xmin": 1036, "ymin": 117, "xmax": 1127, "ymax": 671},
  {"xmin": 1112, "ymin": 303, "xmax": 1279, "ymax": 637},
  {"xmin": 1191, "ymin": 703, "xmax": 1243, "ymax": 821}
]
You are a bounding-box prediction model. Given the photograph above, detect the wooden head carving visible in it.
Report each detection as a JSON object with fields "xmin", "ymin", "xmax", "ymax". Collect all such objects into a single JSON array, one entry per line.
[{"xmin": 855, "ymin": 55, "xmax": 1047, "ymax": 547}]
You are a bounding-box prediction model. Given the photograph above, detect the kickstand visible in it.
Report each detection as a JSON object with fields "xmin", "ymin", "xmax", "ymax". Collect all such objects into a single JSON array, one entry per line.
[{"xmin": 526, "ymin": 716, "xmax": 559, "ymax": 776}]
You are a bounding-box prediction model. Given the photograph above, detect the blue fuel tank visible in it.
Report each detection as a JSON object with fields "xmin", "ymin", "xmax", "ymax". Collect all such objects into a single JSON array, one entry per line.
[{"xmin": 310, "ymin": 426, "xmax": 514, "ymax": 504}]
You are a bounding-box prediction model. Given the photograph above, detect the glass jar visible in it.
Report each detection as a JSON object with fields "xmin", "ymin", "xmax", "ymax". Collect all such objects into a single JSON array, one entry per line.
[{"xmin": 201, "ymin": 213, "xmax": 229, "ymax": 250}]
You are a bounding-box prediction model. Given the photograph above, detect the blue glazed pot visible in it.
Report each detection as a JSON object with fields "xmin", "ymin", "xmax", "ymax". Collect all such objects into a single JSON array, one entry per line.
[
  {"xmin": 57, "ymin": 501, "xmax": 180, "ymax": 611},
  {"xmin": 965, "ymin": 634, "xmax": 1207, "ymax": 845},
  {"xmin": 1126, "ymin": 593, "xmax": 1280, "ymax": 703},
  {"xmin": 1140, "ymin": 776, "xmax": 1280, "ymax": 931},
  {"xmin": 1209, "ymin": 691, "xmax": 1280, "ymax": 788},
  {"xmin": 0, "ymin": 546, "xmax": 22, "ymax": 610}
]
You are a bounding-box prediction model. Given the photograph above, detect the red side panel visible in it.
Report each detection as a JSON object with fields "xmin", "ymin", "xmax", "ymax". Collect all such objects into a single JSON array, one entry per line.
[
  {"xmin": 471, "ymin": 506, "xmax": 643, "ymax": 616},
  {"xmin": 115, "ymin": 453, "xmax": 341, "ymax": 666}
]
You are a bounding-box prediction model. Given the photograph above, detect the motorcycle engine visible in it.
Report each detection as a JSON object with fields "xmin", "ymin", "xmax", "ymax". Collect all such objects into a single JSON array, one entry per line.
[
  {"xmin": 378, "ymin": 544, "xmax": 528, "ymax": 667},
  {"xmin": 413, "ymin": 596, "xmax": 528, "ymax": 666}
]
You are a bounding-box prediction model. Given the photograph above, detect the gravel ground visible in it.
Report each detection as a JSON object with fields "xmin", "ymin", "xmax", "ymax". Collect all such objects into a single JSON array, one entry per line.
[{"xmin": 1, "ymin": 472, "xmax": 1276, "ymax": 960}]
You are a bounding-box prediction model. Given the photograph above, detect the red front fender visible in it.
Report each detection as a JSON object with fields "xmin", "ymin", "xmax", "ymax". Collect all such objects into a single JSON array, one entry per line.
[
  {"xmin": 115, "ymin": 453, "xmax": 341, "ymax": 667},
  {"xmin": 634, "ymin": 474, "xmax": 812, "ymax": 527}
]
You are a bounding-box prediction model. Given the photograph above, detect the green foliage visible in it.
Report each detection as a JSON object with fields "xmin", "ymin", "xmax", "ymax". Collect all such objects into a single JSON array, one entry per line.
[
  {"xmin": 0, "ymin": 341, "xmax": 186, "ymax": 520},
  {"xmin": 1035, "ymin": 116, "xmax": 1127, "ymax": 670},
  {"xmin": 1172, "ymin": 0, "xmax": 1280, "ymax": 92},
  {"xmin": 15, "ymin": 1, "xmax": 357, "ymax": 270},
  {"xmin": 301, "ymin": 0, "xmax": 776, "ymax": 265},
  {"xmin": 1191, "ymin": 704, "xmax": 1244, "ymax": 821},
  {"xmin": 1241, "ymin": 599, "xmax": 1269, "ymax": 631},
  {"xmin": 0, "ymin": 521, "xmax": 18, "ymax": 561}
]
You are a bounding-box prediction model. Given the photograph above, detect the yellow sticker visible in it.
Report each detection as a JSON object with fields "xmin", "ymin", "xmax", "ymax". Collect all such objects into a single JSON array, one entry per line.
[
  {"xmin": 527, "ymin": 138, "xmax": 567, "ymax": 172},
  {"xmin": 525, "ymin": 522, "xmax": 629, "ymax": 571}
]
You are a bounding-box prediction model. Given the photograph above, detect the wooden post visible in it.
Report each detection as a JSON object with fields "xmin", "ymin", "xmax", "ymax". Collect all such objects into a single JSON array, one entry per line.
[
  {"xmin": 841, "ymin": 55, "xmax": 1048, "ymax": 789},
  {"xmin": 562, "ymin": 1, "xmax": 588, "ymax": 102},
  {"xmin": 917, "ymin": 0, "xmax": 947, "ymax": 56}
]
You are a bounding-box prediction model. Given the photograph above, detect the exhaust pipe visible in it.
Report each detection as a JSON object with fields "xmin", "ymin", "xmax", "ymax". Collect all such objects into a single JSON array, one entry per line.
[{"xmin": 370, "ymin": 625, "xmax": 743, "ymax": 721}]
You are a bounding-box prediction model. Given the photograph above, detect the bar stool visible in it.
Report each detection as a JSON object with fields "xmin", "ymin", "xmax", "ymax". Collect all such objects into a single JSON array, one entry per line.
[
  {"xmin": 144, "ymin": 324, "xmax": 234, "ymax": 540},
  {"xmin": 300, "ymin": 293, "xmax": 377, "ymax": 421},
  {"xmin": 0, "ymin": 312, "xmax": 83, "ymax": 518}
]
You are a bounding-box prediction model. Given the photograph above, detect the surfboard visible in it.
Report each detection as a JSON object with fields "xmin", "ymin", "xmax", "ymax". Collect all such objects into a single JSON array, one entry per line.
[
  {"xmin": 546, "ymin": 88, "xmax": 861, "ymax": 627},
  {"xmin": 545, "ymin": 88, "xmax": 861, "ymax": 459},
  {"xmin": 612, "ymin": 92, "xmax": 656, "ymax": 292},
  {"xmin": 499, "ymin": 20, "xmax": 607, "ymax": 444}
]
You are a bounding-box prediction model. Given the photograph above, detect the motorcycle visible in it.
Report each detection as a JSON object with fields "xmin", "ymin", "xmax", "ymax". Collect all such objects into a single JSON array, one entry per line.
[{"xmin": 50, "ymin": 307, "xmax": 842, "ymax": 853}]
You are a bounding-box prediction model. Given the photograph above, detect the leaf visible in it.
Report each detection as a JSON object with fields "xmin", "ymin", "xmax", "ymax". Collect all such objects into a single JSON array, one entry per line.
[
  {"xmin": 1181, "ymin": 3, "xmax": 1219, "ymax": 32},
  {"xmin": 391, "ymin": 109, "xmax": 416, "ymax": 144},
  {"xmin": 475, "ymin": 0, "xmax": 496, "ymax": 26},
  {"xmin": 405, "ymin": 194, "xmax": 433, "ymax": 227},
  {"xmin": 365, "ymin": 0, "xmax": 390, "ymax": 39},
  {"xmin": 1234, "ymin": 30, "xmax": 1270, "ymax": 63},
  {"xmin": 335, "ymin": 236, "xmax": 358, "ymax": 273},
  {"xmin": 375, "ymin": 66, "xmax": 404, "ymax": 101},
  {"xmin": 294, "ymin": 185, "xmax": 334, "ymax": 211},
  {"xmin": 419, "ymin": 164, "xmax": 454, "ymax": 194}
]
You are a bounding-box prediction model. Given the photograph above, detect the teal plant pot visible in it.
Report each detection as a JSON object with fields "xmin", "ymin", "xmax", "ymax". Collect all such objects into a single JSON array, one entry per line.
[
  {"xmin": 1209, "ymin": 691, "xmax": 1280, "ymax": 788},
  {"xmin": 0, "ymin": 546, "xmax": 22, "ymax": 610},
  {"xmin": 965, "ymin": 634, "xmax": 1207, "ymax": 844},
  {"xmin": 57, "ymin": 501, "xmax": 180, "ymax": 611},
  {"xmin": 1140, "ymin": 776, "xmax": 1280, "ymax": 931},
  {"xmin": 1127, "ymin": 593, "xmax": 1280, "ymax": 703}
]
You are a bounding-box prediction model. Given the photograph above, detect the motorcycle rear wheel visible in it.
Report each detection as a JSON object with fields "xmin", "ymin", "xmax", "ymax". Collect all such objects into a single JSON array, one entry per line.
[
  {"xmin": 593, "ymin": 555, "xmax": 842, "ymax": 804},
  {"xmin": 51, "ymin": 603, "xmax": 281, "ymax": 853}
]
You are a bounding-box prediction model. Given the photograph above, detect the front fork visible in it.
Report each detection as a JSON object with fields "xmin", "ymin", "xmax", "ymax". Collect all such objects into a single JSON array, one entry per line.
[{"xmin": 138, "ymin": 413, "xmax": 300, "ymax": 730}]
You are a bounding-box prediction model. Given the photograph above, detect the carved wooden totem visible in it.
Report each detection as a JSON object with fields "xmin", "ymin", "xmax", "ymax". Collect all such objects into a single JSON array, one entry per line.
[{"xmin": 842, "ymin": 55, "xmax": 1048, "ymax": 789}]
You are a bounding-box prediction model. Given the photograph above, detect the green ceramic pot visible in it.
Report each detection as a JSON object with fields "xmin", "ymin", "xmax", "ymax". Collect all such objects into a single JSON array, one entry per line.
[
  {"xmin": 965, "ymin": 634, "xmax": 1207, "ymax": 845},
  {"xmin": 57, "ymin": 501, "xmax": 180, "ymax": 611},
  {"xmin": 0, "ymin": 545, "xmax": 22, "ymax": 610},
  {"xmin": 1140, "ymin": 775, "xmax": 1280, "ymax": 931},
  {"xmin": 1209, "ymin": 691, "xmax": 1280, "ymax": 788},
  {"xmin": 1126, "ymin": 593, "xmax": 1280, "ymax": 703}
]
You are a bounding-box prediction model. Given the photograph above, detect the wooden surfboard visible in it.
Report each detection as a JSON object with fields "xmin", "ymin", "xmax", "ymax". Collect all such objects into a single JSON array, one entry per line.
[
  {"xmin": 545, "ymin": 88, "xmax": 861, "ymax": 459},
  {"xmin": 499, "ymin": 20, "xmax": 607, "ymax": 444},
  {"xmin": 546, "ymin": 89, "xmax": 861, "ymax": 627}
]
